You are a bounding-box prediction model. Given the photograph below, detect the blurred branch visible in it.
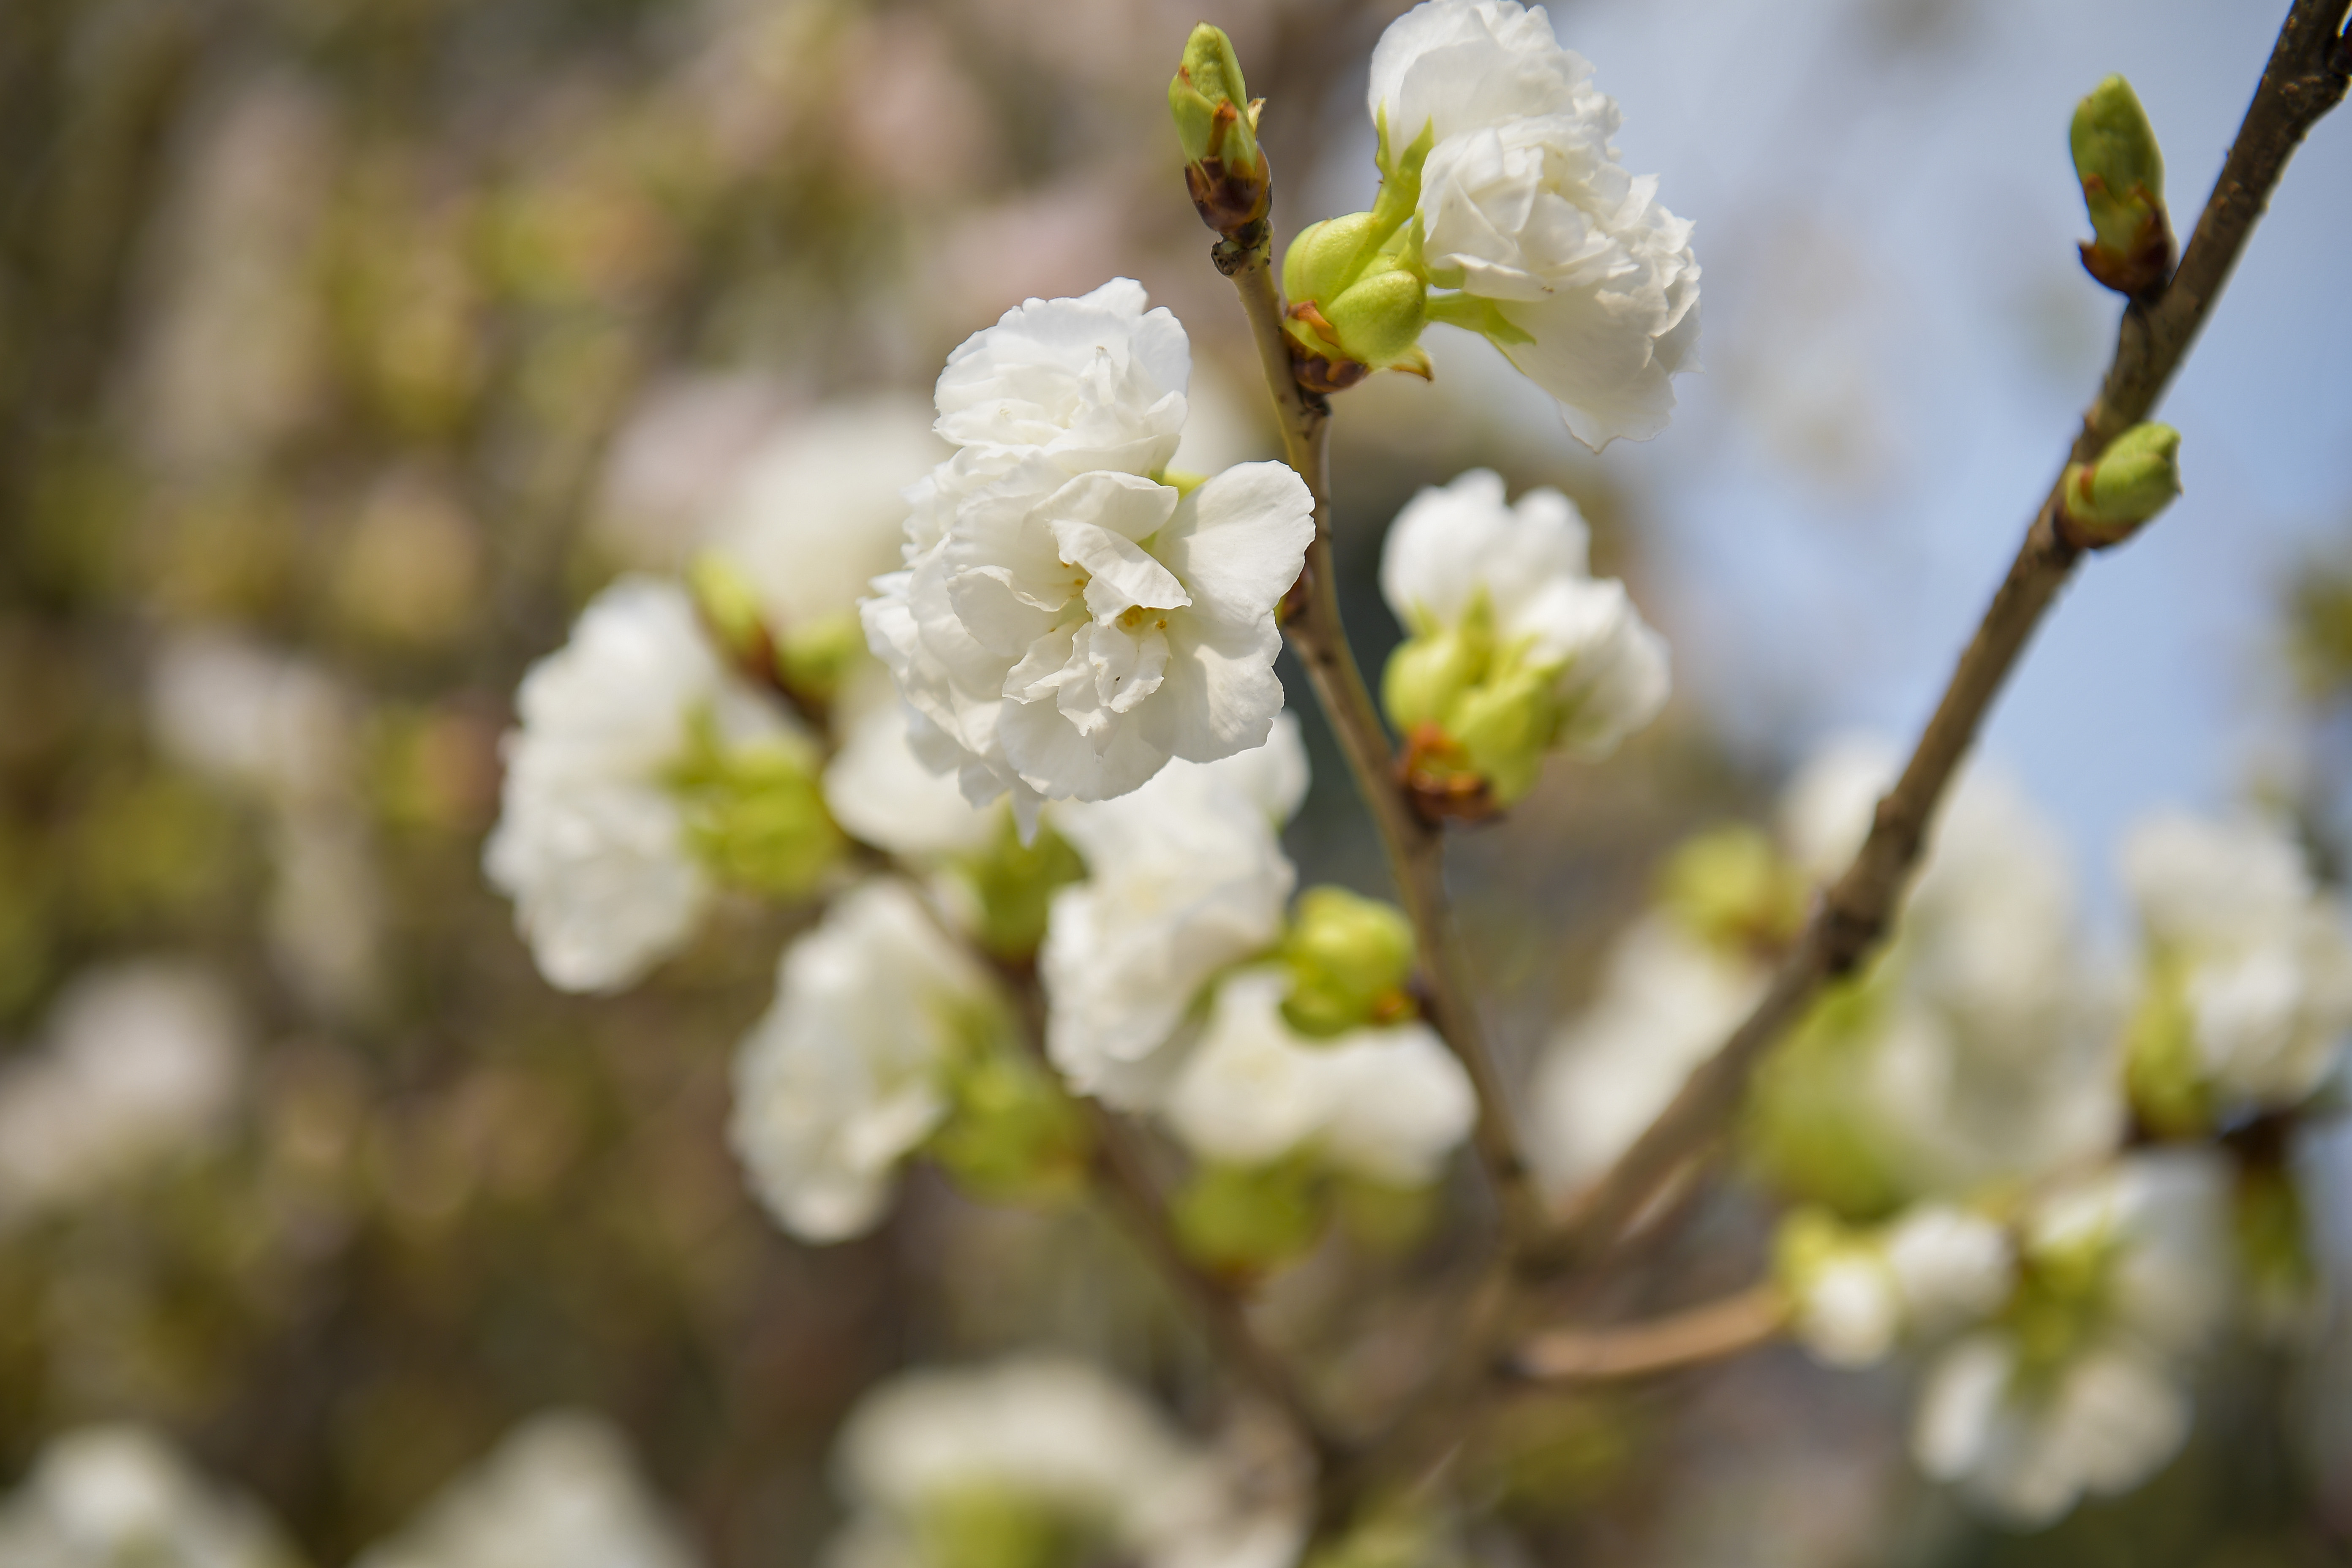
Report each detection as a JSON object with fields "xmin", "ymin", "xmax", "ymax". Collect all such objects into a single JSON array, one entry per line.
[
  {"xmin": 1077, "ymin": 1097, "xmax": 1352, "ymax": 1472},
  {"xmin": 1211, "ymin": 226, "xmax": 1546, "ymax": 1251},
  {"xmin": 1540, "ymin": 0, "xmax": 2352, "ymax": 1276},
  {"xmin": 1511, "ymin": 1282, "xmax": 1788, "ymax": 1383}
]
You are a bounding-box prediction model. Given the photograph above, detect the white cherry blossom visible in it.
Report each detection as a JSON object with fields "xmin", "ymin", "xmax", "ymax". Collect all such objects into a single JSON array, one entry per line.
[
  {"xmin": 2121, "ymin": 809, "xmax": 2352, "ymax": 1114},
  {"xmin": 729, "ymin": 878, "xmax": 993, "ymax": 1243},
  {"xmin": 1370, "ymin": 1, "xmax": 1700, "ymax": 448},
  {"xmin": 824, "ymin": 1356, "xmax": 1300, "ymax": 1568},
  {"xmin": 1380, "ymin": 469, "xmax": 1669, "ymax": 760},
  {"xmin": 704, "ymin": 394, "xmax": 947, "ymax": 640},
  {"xmin": 821, "ymin": 676, "xmax": 999, "ymax": 862},
  {"xmin": 1911, "ymin": 1151, "xmax": 2230, "ymax": 1526},
  {"xmin": 484, "ymin": 577, "xmax": 784, "ymax": 994},
  {"xmin": 0, "ymin": 1426, "xmax": 297, "ymax": 1568},
  {"xmin": 1040, "ymin": 717, "xmax": 1308, "ymax": 1109},
  {"xmin": 354, "ymin": 1413, "xmax": 698, "ymax": 1568},
  {"xmin": 863, "ymin": 282, "xmax": 1315, "ymax": 824},
  {"xmin": 1162, "ymin": 966, "xmax": 1475, "ymax": 1188}
]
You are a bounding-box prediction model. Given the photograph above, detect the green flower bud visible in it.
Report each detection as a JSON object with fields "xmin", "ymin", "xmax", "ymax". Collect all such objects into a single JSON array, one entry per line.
[
  {"xmin": 1380, "ymin": 595, "xmax": 1494, "ymax": 732},
  {"xmin": 926, "ymin": 1015, "xmax": 1092, "ymax": 1211},
  {"xmin": 1171, "ymin": 1158, "xmax": 1326, "ymax": 1278},
  {"xmin": 2071, "ymin": 75, "xmax": 2172, "ymax": 294},
  {"xmin": 1280, "ymin": 209, "xmax": 1432, "ymax": 387},
  {"xmin": 1170, "ymin": 24, "xmax": 1269, "ymax": 238},
  {"xmin": 667, "ymin": 710, "xmax": 844, "ymax": 897},
  {"xmin": 1279, "ymin": 886, "xmax": 1418, "ymax": 1039},
  {"xmin": 948, "ymin": 813, "xmax": 1088, "ymax": 963},
  {"xmin": 916, "ymin": 1489, "xmax": 1088, "ymax": 1568},
  {"xmin": 1447, "ymin": 655, "xmax": 1562, "ymax": 807},
  {"xmin": 1658, "ymin": 824, "xmax": 1809, "ymax": 953},
  {"xmin": 776, "ymin": 610, "xmax": 866, "ymax": 707},
  {"xmin": 2061, "ymin": 422, "xmax": 2181, "ymax": 546},
  {"xmin": 686, "ymin": 550, "xmax": 771, "ymax": 676}
]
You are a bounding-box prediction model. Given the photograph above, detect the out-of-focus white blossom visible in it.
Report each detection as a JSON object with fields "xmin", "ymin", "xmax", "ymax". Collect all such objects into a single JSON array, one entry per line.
[
  {"xmin": 0, "ymin": 1425, "xmax": 297, "ymax": 1568},
  {"xmin": 0, "ymin": 963, "xmax": 244, "ymax": 1228},
  {"xmin": 1369, "ymin": 0, "xmax": 1699, "ymax": 449},
  {"xmin": 705, "ymin": 395, "xmax": 946, "ymax": 645},
  {"xmin": 353, "ymin": 1413, "xmax": 697, "ymax": 1568},
  {"xmin": 1040, "ymin": 716, "xmax": 1308, "ymax": 1108},
  {"xmin": 1162, "ymin": 967, "xmax": 1474, "ymax": 1188},
  {"xmin": 1911, "ymin": 1151, "xmax": 2230, "ymax": 1527},
  {"xmin": 822, "ymin": 679, "xmax": 1000, "ymax": 862},
  {"xmin": 1782, "ymin": 1203, "xmax": 2015, "ymax": 1370},
  {"xmin": 149, "ymin": 629, "xmax": 354, "ymax": 806},
  {"xmin": 1380, "ymin": 470, "xmax": 1669, "ymax": 779},
  {"xmin": 824, "ymin": 1356, "xmax": 1301, "ymax": 1568},
  {"xmin": 1529, "ymin": 914, "xmax": 1764, "ymax": 1194},
  {"xmin": 729, "ymin": 879, "xmax": 994, "ymax": 1243},
  {"xmin": 863, "ymin": 280, "xmax": 1315, "ymax": 825},
  {"xmin": 2121, "ymin": 810, "xmax": 2352, "ymax": 1120},
  {"xmin": 484, "ymin": 577, "xmax": 794, "ymax": 994}
]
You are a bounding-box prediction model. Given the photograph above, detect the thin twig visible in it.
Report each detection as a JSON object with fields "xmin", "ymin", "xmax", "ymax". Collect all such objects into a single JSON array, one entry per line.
[
  {"xmin": 1078, "ymin": 1096, "xmax": 1352, "ymax": 1470},
  {"xmin": 1512, "ymin": 1283, "xmax": 1789, "ymax": 1382},
  {"xmin": 1541, "ymin": 0, "xmax": 2352, "ymax": 1274},
  {"xmin": 1212, "ymin": 229, "xmax": 1548, "ymax": 1249}
]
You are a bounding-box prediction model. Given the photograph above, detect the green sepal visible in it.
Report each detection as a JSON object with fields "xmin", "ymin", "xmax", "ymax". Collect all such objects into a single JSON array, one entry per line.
[
  {"xmin": 666, "ymin": 708, "xmax": 843, "ymax": 898},
  {"xmin": 1278, "ymin": 886, "xmax": 1418, "ymax": 1039},
  {"xmin": 1425, "ymin": 291, "xmax": 1535, "ymax": 348}
]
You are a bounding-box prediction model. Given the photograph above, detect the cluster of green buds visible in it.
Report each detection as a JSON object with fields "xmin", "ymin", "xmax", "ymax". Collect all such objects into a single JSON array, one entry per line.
[
  {"xmin": 1381, "ymin": 593, "xmax": 1564, "ymax": 817},
  {"xmin": 2059, "ymin": 422, "xmax": 2183, "ymax": 548},
  {"xmin": 1277, "ymin": 885, "xmax": 1418, "ymax": 1037},
  {"xmin": 1657, "ymin": 824, "xmax": 1812, "ymax": 956},
  {"xmin": 688, "ymin": 551, "xmax": 863, "ymax": 713},
  {"xmin": 2072, "ymin": 74, "xmax": 2173, "ymax": 296},
  {"xmin": 1279, "ymin": 117, "xmax": 1435, "ymax": 393},
  {"xmin": 665, "ymin": 708, "xmax": 842, "ymax": 897},
  {"xmin": 1169, "ymin": 24, "xmax": 1271, "ymax": 239},
  {"xmin": 923, "ymin": 995, "xmax": 1093, "ymax": 1211}
]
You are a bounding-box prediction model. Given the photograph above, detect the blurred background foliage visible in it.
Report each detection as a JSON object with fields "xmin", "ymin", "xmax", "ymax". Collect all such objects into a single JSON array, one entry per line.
[{"xmin": 0, "ymin": 0, "xmax": 2347, "ymax": 1564}]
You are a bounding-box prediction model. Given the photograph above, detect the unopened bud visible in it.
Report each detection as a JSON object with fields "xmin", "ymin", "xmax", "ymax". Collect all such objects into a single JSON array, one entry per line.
[
  {"xmin": 2061, "ymin": 422, "xmax": 2181, "ymax": 546},
  {"xmin": 1281, "ymin": 212, "xmax": 1432, "ymax": 387},
  {"xmin": 926, "ymin": 1025, "xmax": 1091, "ymax": 1209},
  {"xmin": 2072, "ymin": 75, "xmax": 2172, "ymax": 295},
  {"xmin": 1171, "ymin": 1158, "xmax": 1325, "ymax": 1278},
  {"xmin": 687, "ymin": 551, "xmax": 772, "ymax": 678},
  {"xmin": 1381, "ymin": 598, "xmax": 1493, "ymax": 734},
  {"xmin": 1659, "ymin": 824, "xmax": 1808, "ymax": 953},
  {"xmin": 1447, "ymin": 658, "xmax": 1560, "ymax": 808},
  {"xmin": 1280, "ymin": 886, "xmax": 1417, "ymax": 1038},
  {"xmin": 776, "ymin": 611, "xmax": 864, "ymax": 707},
  {"xmin": 1170, "ymin": 24, "xmax": 1270, "ymax": 238}
]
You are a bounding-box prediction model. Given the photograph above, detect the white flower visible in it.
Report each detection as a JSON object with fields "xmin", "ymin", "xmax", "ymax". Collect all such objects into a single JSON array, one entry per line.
[
  {"xmin": 824, "ymin": 1356, "xmax": 1296, "ymax": 1568},
  {"xmin": 1909, "ymin": 1151, "xmax": 2230, "ymax": 1527},
  {"xmin": 1370, "ymin": 1, "xmax": 1700, "ymax": 449},
  {"xmin": 1162, "ymin": 967, "xmax": 1474, "ymax": 1187},
  {"xmin": 1792, "ymin": 1251, "xmax": 1901, "ymax": 1369},
  {"xmin": 1882, "ymin": 1204, "xmax": 2016, "ymax": 1337},
  {"xmin": 0, "ymin": 1425, "xmax": 297, "ymax": 1568},
  {"xmin": 2121, "ymin": 810, "xmax": 2352, "ymax": 1113},
  {"xmin": 729, "ymin": 879, "xmax": 993, "ymax": 1243},
  {"xmin": 0, "ymin": 963, "xmax": 244, "ymax": 1228},
  {"xmin": 483, "ymin": 577, "xmax": 787, "ymax": 994},
  {"xmin": 1786, "ymin": 1204, "xmax": 2014, "ymax": 1370},
  {"xmin": 148, "ymin": 628, "xmax": 352, "ymax": 806},
  {"xmin": 863, "ymin": 281, "xmax": 1315, "ymax": 823},
  {"xmin": 1040, "ymin": 717, "xmax": 1308, "ymax": 1109},
  {"xmin": 1380, "ymin": 469, "xmax": 1669, "ymax": 760},
  {"xmin": 1528, "ymin": 913, "xmax": 1764, "ymax": 1194},
  {"xmin": 821, "ymin": 678, "xmax": 999, "ymax": 862},
  {"xmin": 354, "ymin": 1413, "xmax": 698, "ymax": 1568},
  {"xmin": 931, "ymin": 280, "xmax": 1190, "ymax": 473},
  {"xmin": 704, "ymin": 394, "xmax": 946, "ymax": 640}
]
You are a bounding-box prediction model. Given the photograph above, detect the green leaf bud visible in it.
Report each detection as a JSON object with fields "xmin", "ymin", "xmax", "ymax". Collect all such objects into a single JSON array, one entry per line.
[
  {"xmin": 686, "ymin": 550, "xmax": 771, "ymax": 675},
  {"xmin": 2060, "ymin": 422, "xmax": 2181, "ymax": 546},
  {"xmin": 667, "ymin": 711, "xmax": 844, "ymax": 897},
  {"xmin": 1281, "ymin": 210, "xmax": 1432, "ymax": 387},
  {"xmin": 2071, "ymin": 75, "xmax": 2172, "ymax": 294},
  {"xmin": 1658, "ymin": 824, "xmax": 1809, "ymax": 953},
  {"xmin": 1170, "ymin": 24, "xmax": 1269, "ymax": 238},
  {"xmin": 1279, "ymin": 886, "xmax": 1418, "ymax": 1039},
  {"xmin": 776, "ymin": 610, "xmax": 866, "ymax": 708},
  {"xmin": 926, "ymin": 1015, "xmax": 1092, "ymax": 1211},
  {"xmin": 1171, "ymin": 1158, "xmax": 1326, "ymax": 1278}
]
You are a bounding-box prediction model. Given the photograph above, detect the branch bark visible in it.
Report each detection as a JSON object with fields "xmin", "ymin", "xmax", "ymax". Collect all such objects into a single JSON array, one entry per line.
[
  {"xmin": 1541, "ymin": 0, "xmax": 2352, "ymax": 1274},
  {"xmin": 1513, "ymin": 1283, "xmax": 1789, "ymax": 1382},
  {"xmin": 1212, "ymin": 228, "xmax": 1549, "ymax": 1248}
]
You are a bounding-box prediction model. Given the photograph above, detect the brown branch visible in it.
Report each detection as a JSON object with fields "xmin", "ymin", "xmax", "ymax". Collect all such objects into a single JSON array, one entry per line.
[
  {"xmin": 1541, "ymin": 0, "xmax": 2352, "ymax": 1274},
  {"xmin": 1513, "ymin": 1283, "xmax": 1789, "ymax": 1382},
  {"xmin": 1077, "ymin": 1096, "xmax": 1353, "ymax": 1470},
  {"xmin": 1212, "ymin": 229, "xmax": 1549, "ymax": 1249}
]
